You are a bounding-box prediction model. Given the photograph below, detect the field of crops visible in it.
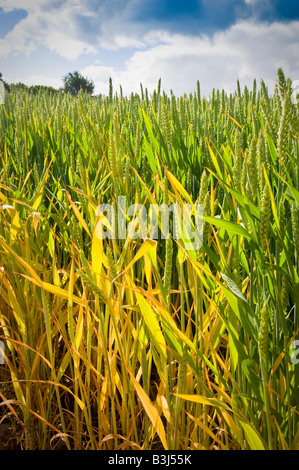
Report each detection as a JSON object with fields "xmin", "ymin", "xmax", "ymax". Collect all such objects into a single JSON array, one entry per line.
[{"xmin": 0, "ymin": 69, "xmax": 298, "ymax": 450}]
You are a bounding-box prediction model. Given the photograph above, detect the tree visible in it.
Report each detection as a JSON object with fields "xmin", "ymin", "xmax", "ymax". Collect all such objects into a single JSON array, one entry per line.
[
  {"xmin": 62, "ymin": 71, "xmax": 94, "ymax": 97},
  {"xmin": 29, "ymin": 85, "xmax": 60, "ymax": 95}
]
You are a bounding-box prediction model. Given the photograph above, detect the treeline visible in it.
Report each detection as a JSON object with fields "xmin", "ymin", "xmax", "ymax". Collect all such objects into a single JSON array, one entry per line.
[
  {"xmin": 1, "ymin": 70, "xmax": 95, "ymax": 97},
  {"xmin": 3, "ymin": 82, "xmax": 61, "ymax": 95}
]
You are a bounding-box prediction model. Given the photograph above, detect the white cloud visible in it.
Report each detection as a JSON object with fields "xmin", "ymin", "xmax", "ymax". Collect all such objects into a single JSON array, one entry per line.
[
  {"xmin": 0, "ymin": 0, "xmax": 98, "ymax": 59},
  {"xmin": 0, "ymin": 0, "xmax": 147, "ymax": 59},
  {"xmin": 80, "ymin": 19, "xmax": 299, "ymax": 97},
  {"xmin": 244, "ymin": 0, "xmax": 270, "ymax": 5},
  {"xmin": 0, "ymin": 0, "xmax": 48, "ymax": 12},
  {"xmin": 76, "ymin": 64, "xmax": 117, "ymax": 94},
  {"xmin": 10, "ymin": 73, "xmax": 62, "ymax": 89},
  {"xmin": 1, "ymin": 0, "xmax": 299, "ymax": 97}
]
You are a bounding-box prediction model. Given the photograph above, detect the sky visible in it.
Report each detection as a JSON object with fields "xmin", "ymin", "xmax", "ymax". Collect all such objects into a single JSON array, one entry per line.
[{"xmin": 0, "ymin": 0, "xmax": 299, "ymax": 97}]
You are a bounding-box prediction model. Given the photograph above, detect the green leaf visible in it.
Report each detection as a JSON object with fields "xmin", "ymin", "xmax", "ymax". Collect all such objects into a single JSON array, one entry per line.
[
  {"xmin": 203, "ymin": 215, "xmax": 251, "ymax": 238},
  {"xmin": 221, "ymin": 273, "xmax": 247, "ymax": 302},
  {"xmin": 239, "ymin": 420, "xmax": 267, "ymax": 450}
]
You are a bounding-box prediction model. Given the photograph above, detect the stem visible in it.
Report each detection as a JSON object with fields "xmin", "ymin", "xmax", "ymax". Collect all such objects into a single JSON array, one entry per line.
[{"xmin": 260, "ymin": 350, "xmax": 273, "ymax": 450}]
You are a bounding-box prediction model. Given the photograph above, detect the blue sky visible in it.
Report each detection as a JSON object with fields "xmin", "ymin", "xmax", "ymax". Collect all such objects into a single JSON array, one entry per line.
[{"xmin": 0, "ymin": 0, "xmax": 299, "ymax": 96}]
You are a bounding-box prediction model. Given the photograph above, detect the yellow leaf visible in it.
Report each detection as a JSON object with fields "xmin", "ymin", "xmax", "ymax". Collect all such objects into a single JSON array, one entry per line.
[
  {"xmin": 156, "ymin": 394, "xmax": 172, "ymax": 425},
  {"xmin": 123, "ymin": 238, "xmax": 157, "ymax": 275},
  {"xmin": 127, "ymin": 368, "xmax": 168, "ymax": 450},
  {"xmin": 274, "ymin": 417, "xmax": 288, "ymax": 450},
  {"xmin": 144, "ymin": 242, "xmax": 157, "ymax": 286},
  {"xmin": 32, "ymin": 193, "xmax": 43, "ymax": 211},
  {"xmin": 222, "ymin": 410, "xmax": 243, "ymax": 445},
  {"xmin": 186, "ymin": 411, "xmax": 229, "ymax": 450},
  {"xmin": 65, "ymin": 190, "xmax": 91, "ymax": 237},
  {"xmin": 173, "ymin": 393, "xmax": 231, "ymax": 411},
  {"xmin": 292, "ymin": 424, "xmax": 299, "ymax": 450},
  {"xmin": 33, "ymin": 211, "xmax": 40, "ymax": 236},
  {"xmin": 41, "ymin": 280, "xmax": 87, "ymax": 307},
  {"xmin": 52, "ymin": 240, "xmax": 60, "ymax": 287},
  {"xmin": 207, "ymin": 140, "xmax": 222, "ymax": 177},
  {"xmin": 1, "ymin": 276, "xmax": 26, "ymax": 334},
  {"xmin": 92, "ymin": 223, "xmax": 108, "ymax": 275},
  {"xmin": 239, "ymin": 420, "xmax": 266, "ymax": 450},
  {"xmin": 0, "ymin": 191, "xmax": 7, "ymax": 202},
  {"xmin": 39, "ymin": 379, "xmax": 86, "ymax": 411},
  {"xmin": 0, "ymin": 205, "xmax": 20, "ymax": 240},
  {"xmin": 67, "ymin": 258, "xmax": 75, "ymax": 342},
  {"xmin": 32, "ymin": 154, "xmax": 54, "ymax": 210},
  {"xmin": 165, "ymin": 169, "xmax": 193, "ymax": 204},
  {"xmin": 224, "ymin": 112, "xmax": 245, "ymax": 132},
  {"xmin": 10, "ymin": 207, "xmax": 20, "ymax": 240},
  {"xmin": 74, "ymin": 305, "xmax": 84, "ymax": 352},
  {"xmin": 0, "ymin": 238, "xmax": 41, "ymax": 283},
  {"xmin": 21, "ymin": 274, "xmax": 87, "ymax": 308},
  {"xmin": 135, "ymin": 291, "xmax": 166, "ymax": 361}
]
